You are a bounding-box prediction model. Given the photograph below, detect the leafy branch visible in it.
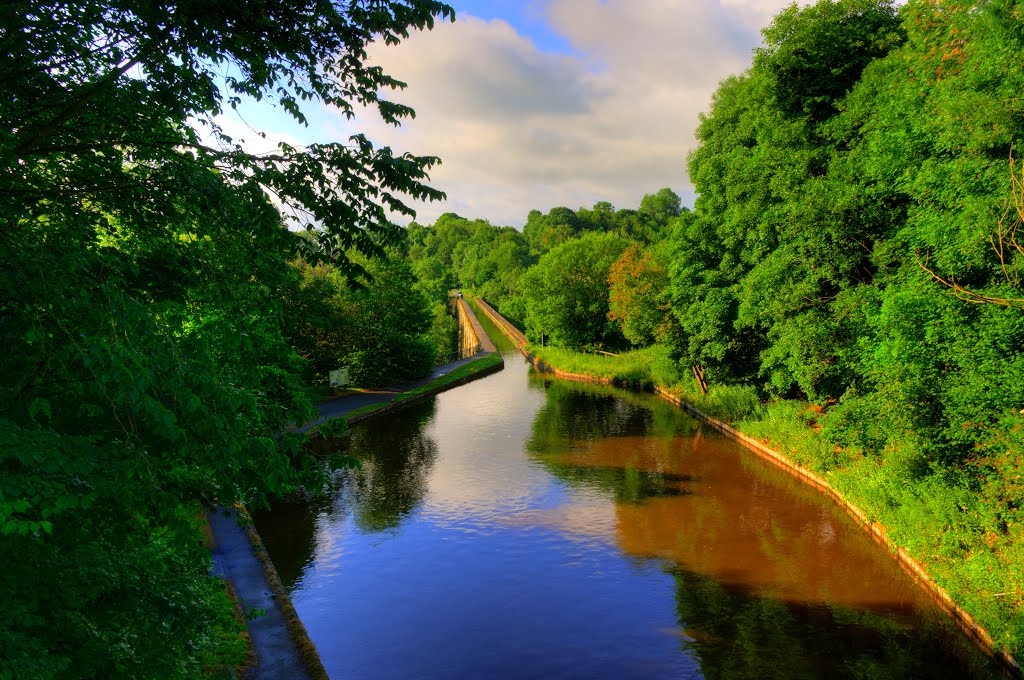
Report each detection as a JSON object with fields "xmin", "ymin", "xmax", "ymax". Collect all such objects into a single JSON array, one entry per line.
[{"xmin": 918, "ymin": 152, "xmax": 1024, "ymax": 310}]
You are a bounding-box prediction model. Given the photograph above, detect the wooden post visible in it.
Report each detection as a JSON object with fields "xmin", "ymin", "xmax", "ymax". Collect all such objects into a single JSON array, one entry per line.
[{"xmin": 692, "ymin": 364, "xmax": 708, "ymax": 395}]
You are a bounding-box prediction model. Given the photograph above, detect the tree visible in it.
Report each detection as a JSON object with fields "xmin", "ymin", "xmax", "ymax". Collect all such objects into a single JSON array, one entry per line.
[
  {"xmin": 2, "ymin": 0, "xmax": 454, "ymax": 279},
  {"xmin": 520, "ymin": 231, "xmax": 629, "ymax": 350},
  {"xmin": 607, "ymin": 242, "xmax": 673, "ymax": 347},
  {"xmin": 344, "ymin": 254, "xmax": 437, "ymax": 387},
  {"xmin": 0, "ymin": 0, "xmax": 455, "ymax": 675},
  {"xmin": 671, "ymin": 0, "xmax": 903, "ymax": 395},
  {"xmin": 637, "ymin": 188, "xmax": 683, "ymax": 238},
  {"xmin": 523, "ymin": 206, "xmax": 581, "ymax": 255}
]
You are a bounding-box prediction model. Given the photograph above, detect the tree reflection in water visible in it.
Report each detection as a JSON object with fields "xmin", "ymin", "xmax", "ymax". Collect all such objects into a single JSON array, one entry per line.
[
  {"xmin": 254, "ymin": 399, "xmax": 440, "ymax": 587},
  {"xmin": 670, "ymin": 568, "xmax": 996, "ymax": 680},
  {"xmin": 528, "ymin": 377, "xmax": 1001, "ymax": 679}
]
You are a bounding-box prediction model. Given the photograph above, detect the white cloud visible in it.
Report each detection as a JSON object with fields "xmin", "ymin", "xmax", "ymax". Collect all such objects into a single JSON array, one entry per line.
[{"xmin": 318, "ymin": 1, "xmax": 805, "ymax": 227}]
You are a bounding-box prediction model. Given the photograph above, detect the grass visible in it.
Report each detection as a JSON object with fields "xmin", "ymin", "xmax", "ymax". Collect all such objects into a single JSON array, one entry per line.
[
  {"xmin": 340, "ymin": 352, "xmax": 504, "ymax": 424},
  {"xmin": 304, "ymin": 383, "xmax": 336, "ymax": 404},
  {"xmin": 200, "ymin": 579, "xmax": 253, "ymax": 679},
  {"xmin": 529, "ymin": 344, "xmax": 680, "ymax": 389},
  {"xmin": 528, "ymin": 343, "xmax": 765, "ymax": 423}
]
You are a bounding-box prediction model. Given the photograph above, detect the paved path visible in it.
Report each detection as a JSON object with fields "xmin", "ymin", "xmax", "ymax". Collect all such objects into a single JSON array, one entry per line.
[
  {"xmin": 300, "ymin": 351, "xmax": 488, "ymax": 432},
  {"xmin": 209, "ymin": 507, "xmax": 312, "ymax": 680}
]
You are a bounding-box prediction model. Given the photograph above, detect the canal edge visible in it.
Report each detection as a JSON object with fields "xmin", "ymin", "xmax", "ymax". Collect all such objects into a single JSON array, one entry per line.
[
  {"xmin": 205, "ymin": 303, "xmax": 506, "ymax": 679},
  {"xmin": 212, "ymin": 301, "xmax": 503, "ymax": 675},
  {"xmin": 474, "ymin": 297, "xmax": 1023, "ymax": 678},
  {"xmin": 344, "ymin": 354, "xmax": 504, "ymax": 428},
  {"xmin": 237, "ymin": 504, "xmax": 329, "ymax": 680},
  {"xmin": 339, "ymin": 296, "xmax": 504, "ymax": 426},
  {"xmin": 207, "ymin": 505, "xmax": 326, "ymax": 680}
]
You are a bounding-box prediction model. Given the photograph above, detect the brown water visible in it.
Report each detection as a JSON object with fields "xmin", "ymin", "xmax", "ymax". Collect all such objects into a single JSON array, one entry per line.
[{"xmin": 255, "ymin": 327, "xmax": 1003, "ymax": 678}]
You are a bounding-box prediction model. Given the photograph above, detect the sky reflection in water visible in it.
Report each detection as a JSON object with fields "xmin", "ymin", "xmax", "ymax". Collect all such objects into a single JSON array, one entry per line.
[{"xmin": 255, "ymin": 344, "xmax": 1000, "ymax": 679}]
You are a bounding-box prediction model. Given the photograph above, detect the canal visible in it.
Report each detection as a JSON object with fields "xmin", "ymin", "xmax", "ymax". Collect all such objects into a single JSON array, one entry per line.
[{"xmin": 255, "ymin": 317, "xmax": 1002, "ymax": 679}]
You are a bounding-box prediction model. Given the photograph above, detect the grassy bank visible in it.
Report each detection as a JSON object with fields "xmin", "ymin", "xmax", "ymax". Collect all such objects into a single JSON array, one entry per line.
[
  {"xmin": 342, "ymin": 352, "xmax": 504, "ymax": 423},
  {"xmin": 528, "ymin": 344, "xmax": 764, "ymax": 423},
  {"xmin": 524, "ymin": 342, "xmax": 1024, "ymax": 665}
]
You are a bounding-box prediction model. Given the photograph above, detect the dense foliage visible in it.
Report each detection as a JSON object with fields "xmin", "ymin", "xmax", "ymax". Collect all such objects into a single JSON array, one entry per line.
[
  {"xmin": 520, "ymin": 232, "xmax": 630, "ymax": 350},
  {"xmin": 404, "ymin": 190, "xmax": 684, "ymax": 340},
  {"xmin": 1, "ymin": 0, "xmax": 453, "ymax": 676},
  {"xmin": 282, "ymin": 253, "xmax": 447, "ymax": 389},
  {"xmin": 6, "ymin": 0, "xmax": 1024, "ymax": 670},
  {"xmin": 404, "ymin": 0, "xmax": 1024, "ymax": 656},
  {"xmin": 673, "ymin": 0, "xmax": 1024, "ymax": 605}
]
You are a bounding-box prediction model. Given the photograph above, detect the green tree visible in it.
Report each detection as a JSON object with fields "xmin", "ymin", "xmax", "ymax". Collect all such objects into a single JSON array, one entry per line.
[
  {"xmin": 671, "ymin": 0, "xmax": 903, "ymax": 395},
  {"xmin": 523, "ymin": 206, "xmax": 582, "ymax": 255},
  {"xmin": 2, "ymin": 0, "xmax": 454, "ymax": 278},
  {"xmin": 344, "ymin": 254, "xmax": 437, "ymax": 387},
  {"xmin": 0, "ymin": 0, "xmax": 454, "ymax": 675},
  {"xmin": 282, "ymin": 252, "xmax": 438, "ymax": 389},
  {"xmin": 520, "ymin": 231, "xmax": 629, "ymax": 350}
]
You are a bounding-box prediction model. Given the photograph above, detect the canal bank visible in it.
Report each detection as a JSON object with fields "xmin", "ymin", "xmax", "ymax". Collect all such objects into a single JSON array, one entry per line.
[
  {"xmin": 208, "ymin": 301, "xmax": 503, "ymax": 679},
  {"xmin": 474, "ymin": 297, "xmax": 1022, "ymax": 677}
]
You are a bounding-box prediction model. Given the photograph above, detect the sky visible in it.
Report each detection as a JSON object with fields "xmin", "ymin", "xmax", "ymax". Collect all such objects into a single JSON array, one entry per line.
[{"xmin": 216, "ymin": 0, "xmax": 808, "ymax": 228}]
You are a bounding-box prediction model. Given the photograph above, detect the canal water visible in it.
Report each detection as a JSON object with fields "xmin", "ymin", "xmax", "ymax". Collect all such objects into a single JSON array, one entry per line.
[{"xmin": 255, "ymin": 320, "xmax": 1002, "ymax": 678}]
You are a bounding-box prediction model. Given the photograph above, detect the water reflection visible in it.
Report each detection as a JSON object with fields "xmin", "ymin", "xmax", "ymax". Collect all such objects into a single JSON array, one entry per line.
[
  {"xmin": 527, "ymin": 375, "xmax": 701, "ymax": 449},
  {"xmin": 343, "ymin": 399, "xmax": 440, "ymax": 532},
  {"xmin": 254, "ymin": 352, "xmax": 1002, "ymax": 679},
  {"xmin": 527, "ymin": 377, "xmax": 1001, "ymax": 678},
  {"xmin": 254, "ymin": 399, "xmax": 440, "ymax": 586},
  {"xmin": 671, "ymin": 570, "xmax": 991, "ymax": 679}
]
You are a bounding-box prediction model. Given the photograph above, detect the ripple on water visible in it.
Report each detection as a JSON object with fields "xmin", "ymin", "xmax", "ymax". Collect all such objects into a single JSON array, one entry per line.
[{"xmin": 255, "ymin": 355, "xmax": 1004, "ymax": 680}]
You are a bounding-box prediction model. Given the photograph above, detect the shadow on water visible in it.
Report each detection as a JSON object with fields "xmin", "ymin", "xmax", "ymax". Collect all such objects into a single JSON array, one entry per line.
[
  {"xmin": 526, "ymin": 373, "xmax": 701, "ymax": 453},
  {"xmin": 254, "ymin": 398, "xmax": 440, "ymax": 588},
  {"xmin": 669, "ymin": 569, "xmax": 996, "ymax": 680}
]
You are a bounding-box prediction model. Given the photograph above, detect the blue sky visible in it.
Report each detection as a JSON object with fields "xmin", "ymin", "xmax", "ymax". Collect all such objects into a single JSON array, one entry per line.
[
  {"xmin": 216, "ymin": 1, "xmax": 803, "ymax": 227},
  {"xmin": 449, "ymin": 1, "xmax": 577, "ymax": 54}
]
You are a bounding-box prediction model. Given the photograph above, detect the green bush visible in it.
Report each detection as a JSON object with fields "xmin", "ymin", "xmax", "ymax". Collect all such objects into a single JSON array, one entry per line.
[
  {"xmin": 692, "ymin": 384, "xmax": 764, "ymax": 423},
  {"xmin": 349, "ymin": 335, "xmax": 436, "ymax": 389}
]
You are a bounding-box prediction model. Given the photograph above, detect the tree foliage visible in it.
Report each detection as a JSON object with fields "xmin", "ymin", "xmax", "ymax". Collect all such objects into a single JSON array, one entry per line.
[
  {"xmin": 664, "ymin": 0, "xmax": 1024, "ymax": 648},
  {"xmin": 2, "ymin": 0, "xmax": 454, "ymax": 278},
  {"xmin": 520, "ymin": 231, "xmax": 629, "ymax": 350},
  {"xmin": 281, "ymin": 253, "xmax": 440, "ymax": 388},
  {"xmin": 1, "ymin": 0, "xmax": 453, "ymax": 675},
  {"xmin": 607, "ymin": 242, "xmax": 672, "ymax": 347}
]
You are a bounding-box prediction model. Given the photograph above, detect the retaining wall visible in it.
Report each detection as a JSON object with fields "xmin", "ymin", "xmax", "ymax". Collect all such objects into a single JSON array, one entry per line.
[{"xmin": 457, "ymin": 297, "xmax": 496, "ymax": 354}]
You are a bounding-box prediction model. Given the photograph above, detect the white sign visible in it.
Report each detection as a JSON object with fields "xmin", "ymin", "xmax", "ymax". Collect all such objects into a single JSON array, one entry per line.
[{"xmin": 329, "ymin": 368, "xmax": 349, "ymax": 387}]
